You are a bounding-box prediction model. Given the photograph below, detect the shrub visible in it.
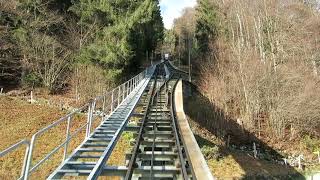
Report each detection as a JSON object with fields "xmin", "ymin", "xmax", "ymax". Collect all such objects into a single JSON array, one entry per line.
[
  {"xmin": 201, "ymin": 145, "xmax": 221, "ymax": 160},
  {"xmin": 22, "ymin": 72, "xmax": 42, "ymax": 88}
]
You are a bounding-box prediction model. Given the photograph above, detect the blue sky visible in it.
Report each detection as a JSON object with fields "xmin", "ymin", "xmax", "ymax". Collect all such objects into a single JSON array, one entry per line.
[{"xmin": 160, "ymin": 0, "xmax": 197, "ymax": 29}]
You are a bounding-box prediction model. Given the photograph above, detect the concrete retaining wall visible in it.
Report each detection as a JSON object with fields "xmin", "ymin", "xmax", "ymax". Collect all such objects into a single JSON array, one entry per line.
[{"xmin": 174, "ymin": 79, "xmax": 215, "ymax": 180}]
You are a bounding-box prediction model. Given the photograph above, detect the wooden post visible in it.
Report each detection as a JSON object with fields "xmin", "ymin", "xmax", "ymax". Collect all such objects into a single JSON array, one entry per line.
[
  {"xmin": 30, "ymin": 91, "xmax": 34, "ymax": 104},
  {"xmin": 253, "ymin": 142, "xmax": 257, "ymax": 158},
  {"xmin": 297, "ymin": 154, "xmax": 303, "ymax": 170},
  {"xmin": 283, "ymin": 158, "xmax": 288, "ymax": 166},
  {"xmin": 227, "ymin": 135, "xmax": 230, "ymax": 148},
  {"xmin": 60, "ymin": 100, "xmax": 63, "ymax": 110}
]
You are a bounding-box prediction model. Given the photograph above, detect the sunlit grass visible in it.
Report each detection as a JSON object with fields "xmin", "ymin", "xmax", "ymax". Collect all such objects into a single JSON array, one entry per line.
[{"xmin": 0, "ymin": 96, "xmax": 87, "ymax": 179}]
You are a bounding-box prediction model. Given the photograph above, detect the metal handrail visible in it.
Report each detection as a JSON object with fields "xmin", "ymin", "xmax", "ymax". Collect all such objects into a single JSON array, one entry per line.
[
  {"xmin": 167, "ymin": 60, "xmax": 189, "ymax": 75},
  {"xmin": 0, "ymin": 140, "xmax": 30, "ymax": 179},
  {"xmin": 0, "ymin": 67, "xmax": 151, "ymax": 180}
]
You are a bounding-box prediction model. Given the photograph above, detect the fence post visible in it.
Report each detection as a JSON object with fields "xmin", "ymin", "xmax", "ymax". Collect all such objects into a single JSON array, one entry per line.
[
  {"xmin": 253, "ymin": 142, "xmax": 257, "ymax": 158},
  {"xmin": 30, "ymin": 91, "xmax": 34, "ymax": 104},
  {"xmin": 63, "ymin": 116, "xmax": 71, "ymax": 161},
  {"xmin": 297, "ymin": 154, "xmax": 304, "ymax": 169}
]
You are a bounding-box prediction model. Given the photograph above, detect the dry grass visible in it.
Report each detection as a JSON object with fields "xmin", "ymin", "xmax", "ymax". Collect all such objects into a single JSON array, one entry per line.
[
  {"xmin": 187, "ymin": 113, "xmax": 305, "ymax": 179},
  {"xmin": 0, "ymin": 96, "xmax": 87, "ymax": 179},
  {"xmin": 0, "ymin": 94, "xmax": 139, "ymax": 179},
  {"xmin": 107, "ymin": 132, "xmax": 133, "ymax": 166},
  {"xmin": 206, "ymin": 152, "xmax": 303, "ymax": 179}
]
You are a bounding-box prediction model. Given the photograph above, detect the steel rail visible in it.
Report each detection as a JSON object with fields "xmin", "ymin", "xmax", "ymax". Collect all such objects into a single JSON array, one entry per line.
[
  {"xmin": 86, "ymin": 68, "xmax": 155, "ymax": 180},
  {"xmin": 124, "ymin": 68, "xmax": 158, "ymax": 180},
  {"xmin": 147, "ymin": 63, "xmax": 192, "ymax": 179},
  {"xmin": 169, "ymin": 79, "xmax": 189, "ymax": 180},
  {"xmin": 149, "ymin": 78, "xmax": 160, "ymax": 178},
  {"xmin": 125, "ymin": 62, "xmax": 192, "ymax": 179},
  {"xmin": 171, "ymin": 78, "xmax": 197, "ymax": 180},
  {"xmin": 166, "ymin": 60, "xmax": 189, "ymax": 76}
]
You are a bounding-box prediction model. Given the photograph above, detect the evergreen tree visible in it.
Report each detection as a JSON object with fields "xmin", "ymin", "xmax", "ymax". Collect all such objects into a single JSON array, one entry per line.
[
  {"xmin": 195, "ymin": 0, "xmax": 217, "ymax": 54},
  {"xmin": 0, "ymin": 0, "xmax": 164, "ymax": 91},
  {"xmin": 70, "ymin": 0, "xmax": 164, "ymax": 81}
]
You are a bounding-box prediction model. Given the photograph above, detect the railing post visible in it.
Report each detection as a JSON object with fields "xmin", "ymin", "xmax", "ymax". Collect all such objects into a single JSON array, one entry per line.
[
  {"xmin": 90, "ymin": 100, "xmax": 96, "ymax": 133},
  {"xmin": 21, "ymin": 142, "xmax": 30, "ymax": 180},
  {"xmin": 122, "ymin": 83, "xmax": 125, "ymax": 101},
  {"xmin": 133, "ymin": 77, "xmax": 136, "ymax": 89},
  {"xmin": 132, "ymin": 78, "xmax": 134, "ymax": 90},
  {"xmin": 86, "ymin": 103, "xmax": 91, "ymax": 137},
  {"xmin": 24, "ymin": 136, "xmax": 36, "ymax": 180},
  {"xmin": 101, "ymin": 94, "xmax": 106, "ymax": 122},
  {"xmin": 111, "ymin": 90, "xmax": 114, "ymax": 113},
  {"xmin": 127, "ymin": 82, "xmax": 129, "ymax": 96},
  {"xmin": 117, "ymin": 86, "xmax": 120, "ymax": 107},
  {"xmin": 86, "ymin": 101, "xmax": 94, "ymax": 137},
  {"xmin": 63, "ymin": 116, "xmax": 71, "ymax": 161},
  {"xmin": 102, "ymin": 93, "xmax": 106, "ymax": 112},
  {"xmin": 129, "ymin": 80, "xmax": 131, "ymax": 94},
  {"xmin": 136, "ymin": 76, "xmax": 139, "ymax": 86}
]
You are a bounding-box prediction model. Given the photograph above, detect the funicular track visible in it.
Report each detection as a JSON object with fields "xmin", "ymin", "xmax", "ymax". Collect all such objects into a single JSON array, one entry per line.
[
  {"xmin": 124, "ymin": 63, "xmax": 193, "ymax": 180},
  {"xmin": 0, "ymin": 61, "xmax": 213, "ymax": 180}
]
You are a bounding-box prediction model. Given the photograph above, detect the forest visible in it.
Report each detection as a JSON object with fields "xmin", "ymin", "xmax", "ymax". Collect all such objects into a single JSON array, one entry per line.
[
  {"xmin": 0, "ymin": 0, "xmax": 163, "ymax": 98},
  {"xmin": 1, "ymin": 0, "xmax": 320, "ymax": 178},
  {"xmin": 170, "ymin": 0, "xmax": 320, "ymax": 155}
]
